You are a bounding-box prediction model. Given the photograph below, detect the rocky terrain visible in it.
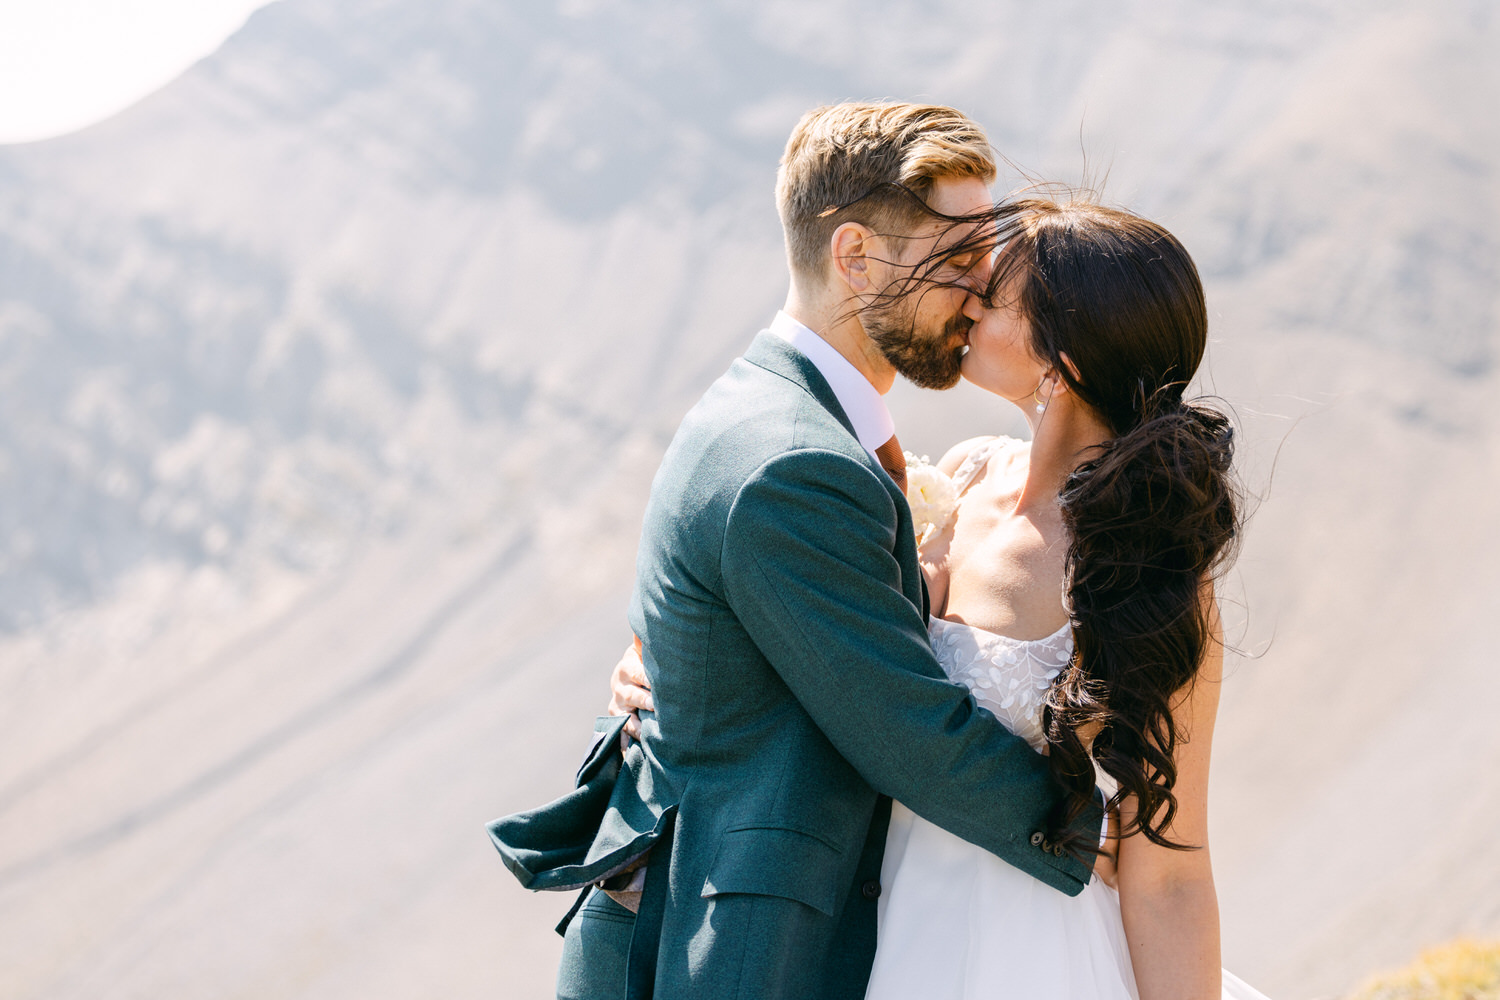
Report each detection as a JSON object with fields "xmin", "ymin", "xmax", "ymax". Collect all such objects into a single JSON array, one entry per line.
[{"xmin": 0, "ymin": 0, "xmax": 1495, "ymax": 996}]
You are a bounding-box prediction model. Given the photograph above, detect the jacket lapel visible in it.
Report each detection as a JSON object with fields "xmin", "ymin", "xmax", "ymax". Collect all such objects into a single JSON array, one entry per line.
[
  {"xmin": 741, "ymin": 331, "xmax": 928, "ymax": 621},
  {"xmin": 742, "ymin": 332, "xmax": 860, "ymax": 443}
]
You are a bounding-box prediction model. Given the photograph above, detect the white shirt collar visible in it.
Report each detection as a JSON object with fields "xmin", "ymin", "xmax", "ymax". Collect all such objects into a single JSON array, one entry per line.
[{"xmin": 768, "ymin": 311, "xmax": 896, "ymax": 457}]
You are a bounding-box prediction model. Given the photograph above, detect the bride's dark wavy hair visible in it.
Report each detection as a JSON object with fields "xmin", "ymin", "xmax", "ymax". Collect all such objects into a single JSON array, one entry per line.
[{"xmin": 986, "ymin": 196, "xmax": 1242, "ymax": 854}]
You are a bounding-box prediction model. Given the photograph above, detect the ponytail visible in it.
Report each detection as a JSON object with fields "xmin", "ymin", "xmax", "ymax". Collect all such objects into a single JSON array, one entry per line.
[{"xmin": 1044, "ymin": 400, "xmax": 1240, "ymax": 852}]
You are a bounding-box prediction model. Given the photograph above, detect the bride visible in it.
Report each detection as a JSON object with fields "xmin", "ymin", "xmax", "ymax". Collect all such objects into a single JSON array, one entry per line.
[
  {"xmin": 862, "ymin": 196, "xmax": 1265, "ymax": 1000},
  {"xmin": 613, "ymin": 194, "xmax": 1269, "ymax": 1000}
]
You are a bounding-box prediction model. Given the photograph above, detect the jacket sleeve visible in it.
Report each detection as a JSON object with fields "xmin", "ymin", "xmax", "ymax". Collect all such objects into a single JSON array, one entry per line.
[{"xmin": 720, "ymin": 447, "xmax": 1101, "ymax": 894}]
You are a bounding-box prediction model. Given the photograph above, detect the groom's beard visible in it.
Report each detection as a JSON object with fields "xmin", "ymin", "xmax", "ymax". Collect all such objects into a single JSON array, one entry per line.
[{"xmin": 866, "ymin": 310, "xmax": 972, "ymax": 390}]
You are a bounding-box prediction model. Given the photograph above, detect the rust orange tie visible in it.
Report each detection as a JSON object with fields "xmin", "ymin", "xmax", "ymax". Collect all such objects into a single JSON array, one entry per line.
[{"xmin": 874, "ymin": 434, "xmax": 907, "ymax": 496}]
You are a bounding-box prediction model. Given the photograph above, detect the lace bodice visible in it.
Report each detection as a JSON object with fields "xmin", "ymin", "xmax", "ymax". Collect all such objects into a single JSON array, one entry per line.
[{"xmin": 929, "ymin": 617, "xmax": 1071, "ymax": 753}]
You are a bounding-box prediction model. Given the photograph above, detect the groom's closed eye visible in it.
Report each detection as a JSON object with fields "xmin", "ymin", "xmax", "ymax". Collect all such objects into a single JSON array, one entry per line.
[{"xmin": 940, "ymin": 250, "xmax": 991, "ymax": 290}]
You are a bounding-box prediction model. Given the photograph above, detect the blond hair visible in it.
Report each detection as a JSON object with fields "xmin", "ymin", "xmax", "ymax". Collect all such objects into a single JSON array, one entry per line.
[{"xmin": 775, "ymin": 102, "xmax": 997, "ymax": 280}]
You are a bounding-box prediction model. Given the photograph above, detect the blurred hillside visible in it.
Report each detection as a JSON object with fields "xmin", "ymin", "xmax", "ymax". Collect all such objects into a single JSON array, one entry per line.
[{"xmin": 0, "ymin": 0, "xmax": 1496, "ymax": 997}]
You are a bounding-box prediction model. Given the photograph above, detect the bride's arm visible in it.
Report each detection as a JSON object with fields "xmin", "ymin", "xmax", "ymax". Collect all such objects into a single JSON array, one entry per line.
[{"xmin": 1116, "ymin": 595, "xmax": 1224, "ymax": 1000}]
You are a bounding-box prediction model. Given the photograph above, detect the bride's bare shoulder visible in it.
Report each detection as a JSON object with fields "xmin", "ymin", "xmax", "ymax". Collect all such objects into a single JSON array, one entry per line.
[
  {"xmin": 935, "ymin": 436, "xmax": 995, "ymax": 475},
  {"xmin": 934, "ymin": 434, "xmax": 1028, "ymax": 476}
]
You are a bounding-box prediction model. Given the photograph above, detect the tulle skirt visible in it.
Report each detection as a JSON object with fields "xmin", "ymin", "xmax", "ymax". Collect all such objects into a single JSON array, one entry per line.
[{"xmin": 864, "ymin": 803, "xmax": 1270, "ymax": 1000}]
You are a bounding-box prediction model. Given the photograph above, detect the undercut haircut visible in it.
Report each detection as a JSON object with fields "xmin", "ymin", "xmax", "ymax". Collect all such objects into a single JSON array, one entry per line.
[{"xmin": 776, "ymin": 102, "xmax": 997, "ymax": 280}]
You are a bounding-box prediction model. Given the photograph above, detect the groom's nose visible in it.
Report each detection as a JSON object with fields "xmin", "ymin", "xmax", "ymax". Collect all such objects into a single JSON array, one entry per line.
[
  {"xmin": 967, "ymin": 252, "xmax": 994, "ymax": 290},
  {"xmin": 961, "ymin": 290, "xmax": 986, "ymax": 323},
  {"xmin": 952, "ymin": 249, "xmax": 993, "ymax": 295}
]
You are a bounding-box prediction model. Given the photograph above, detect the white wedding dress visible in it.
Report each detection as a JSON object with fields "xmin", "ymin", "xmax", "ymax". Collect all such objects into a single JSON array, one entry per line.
[{"xmin": 864, "ymin": 439, "xmax": 1269, "ymax": 1000}]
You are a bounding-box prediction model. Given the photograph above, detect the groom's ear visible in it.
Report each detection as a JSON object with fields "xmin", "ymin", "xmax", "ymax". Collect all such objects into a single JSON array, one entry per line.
[{"xmin": 830, "ymin": 222, "xmax": 875, "ymax": 294}]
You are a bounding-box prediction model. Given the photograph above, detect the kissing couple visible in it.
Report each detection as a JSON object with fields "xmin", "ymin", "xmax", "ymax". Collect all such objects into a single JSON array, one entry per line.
[{"xmin": 491, "ymin": 102, "xmax": 1271, "ymax": 1000}]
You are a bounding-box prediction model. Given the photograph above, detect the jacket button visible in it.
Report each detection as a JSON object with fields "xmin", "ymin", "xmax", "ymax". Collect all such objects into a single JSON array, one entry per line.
[
  {"xmin": 1053, "ymin": 845, "xmax": 1065, "ymax": 857},
  {"xmin": 861, "ymin": 880, "xmax": 881, "ymax": 900},
  {"xmin": 1029, "ymin": 832, "xmax": 1045, "ymax": 847}
]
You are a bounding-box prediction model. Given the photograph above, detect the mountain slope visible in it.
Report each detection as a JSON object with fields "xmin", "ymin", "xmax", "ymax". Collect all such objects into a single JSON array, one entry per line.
[{"xmin": 0, "ymin": 1, "xmax": 1495, "ymax": 997}]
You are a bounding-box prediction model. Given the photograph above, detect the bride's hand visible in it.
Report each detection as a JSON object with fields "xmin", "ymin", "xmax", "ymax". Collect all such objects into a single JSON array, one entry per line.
[
  {"xmin": 607, "ymin": 636, "xmax": 654, "ymax": 742},
  {"xmin": 917, "ymin": 518, "xmax": 957, "ymax": 617}
]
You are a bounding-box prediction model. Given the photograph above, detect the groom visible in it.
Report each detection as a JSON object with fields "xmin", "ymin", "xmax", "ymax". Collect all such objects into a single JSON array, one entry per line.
[{"xmin": 492, "ymin": 103, "xmax": 1103, "ymax": 1000}]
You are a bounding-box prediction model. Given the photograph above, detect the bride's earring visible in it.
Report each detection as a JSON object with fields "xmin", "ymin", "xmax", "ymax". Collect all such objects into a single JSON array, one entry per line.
[{"xmin": 1033, "ymin": 376, "xmax": 1049, "ymax": 416}]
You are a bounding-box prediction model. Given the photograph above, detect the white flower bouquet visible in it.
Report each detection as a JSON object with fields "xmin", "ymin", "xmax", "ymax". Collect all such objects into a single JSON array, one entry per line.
[{"xmin": 904, "ymin": 451, "xmax": 959, "ymax": 546}]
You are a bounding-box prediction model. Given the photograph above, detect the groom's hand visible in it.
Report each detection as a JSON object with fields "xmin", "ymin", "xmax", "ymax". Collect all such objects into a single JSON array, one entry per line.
[{"xmin": 607, "ymin": 636, "xmax": 654, "ymax": 743}]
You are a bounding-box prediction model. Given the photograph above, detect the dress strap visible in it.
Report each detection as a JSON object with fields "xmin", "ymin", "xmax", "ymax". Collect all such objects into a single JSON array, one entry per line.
[{"xmin": 950, "ymin": 437, "xmax": 1017, "ymax": 496}]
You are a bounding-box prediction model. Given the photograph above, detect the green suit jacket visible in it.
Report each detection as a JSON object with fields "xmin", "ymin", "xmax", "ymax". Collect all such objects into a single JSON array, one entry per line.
[{"xmin": 492, "ymin": 332, "xmax": 1102, "ymax": 999}]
